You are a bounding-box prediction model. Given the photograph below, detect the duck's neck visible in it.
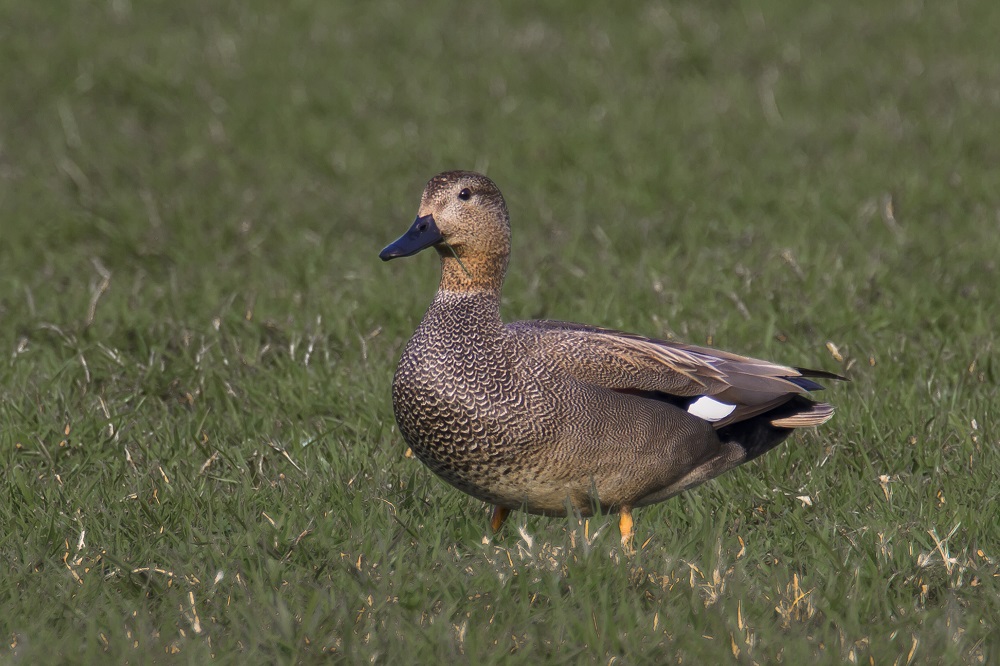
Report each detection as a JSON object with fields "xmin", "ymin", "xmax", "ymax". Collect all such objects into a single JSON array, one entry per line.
[
  {"xmin": 421, "ymin": 254, "xmax": 506, "ymax": 338},
  {"xmin": 437, "ymin": 249, "xmax": 508, "ymax": 295}
]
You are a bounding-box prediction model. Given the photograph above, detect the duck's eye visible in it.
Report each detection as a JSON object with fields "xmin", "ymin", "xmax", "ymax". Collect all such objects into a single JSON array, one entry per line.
[{"xmin": 458, "ymin": 188, "xmax": 472, "ymax": 201}]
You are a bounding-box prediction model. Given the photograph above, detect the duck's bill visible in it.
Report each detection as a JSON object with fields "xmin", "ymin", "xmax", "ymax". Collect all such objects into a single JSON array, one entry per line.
[{"xmin": 379, "ymin": 214, "xmax": 443, "ymax": 260}]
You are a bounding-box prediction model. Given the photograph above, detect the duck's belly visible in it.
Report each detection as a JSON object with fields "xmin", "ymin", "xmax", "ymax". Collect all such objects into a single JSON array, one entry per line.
[
  {"xmin": 392, "ymin": 383, "xmax": 541, "ymax": 504},
  {"xmin": 390, "ymin": 354, "xmax": 586, "ymax": 511},
  {"xmin": 391, "ymin": 381, "xmax": 698, "ymax": 515}
]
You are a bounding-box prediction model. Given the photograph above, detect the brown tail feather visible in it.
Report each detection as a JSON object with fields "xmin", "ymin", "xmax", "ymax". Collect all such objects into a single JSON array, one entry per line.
[
  {"xmin": 770, "ymin": 402, "xmax": 835, "ymax": 428},
  {"xmin": 718, "ymin": 395, "xmax": 834, "ymax": 462}
]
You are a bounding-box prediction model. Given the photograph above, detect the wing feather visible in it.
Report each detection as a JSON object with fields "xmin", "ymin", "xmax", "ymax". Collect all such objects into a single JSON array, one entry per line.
[{"xmin": 510, "ymin": 319, "xmax": 841, "ymax": 429}]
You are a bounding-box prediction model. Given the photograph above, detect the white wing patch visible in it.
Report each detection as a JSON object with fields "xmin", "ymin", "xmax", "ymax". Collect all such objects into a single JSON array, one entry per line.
[{"xmin": 687, "ymin": 396, "xmax": 737, "ymax": 422}]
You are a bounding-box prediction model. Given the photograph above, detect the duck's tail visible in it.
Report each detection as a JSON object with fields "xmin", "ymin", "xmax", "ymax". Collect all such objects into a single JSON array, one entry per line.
[{"xmin": 717, "ymin": 395, "xmax": 833, "ymax": 462}]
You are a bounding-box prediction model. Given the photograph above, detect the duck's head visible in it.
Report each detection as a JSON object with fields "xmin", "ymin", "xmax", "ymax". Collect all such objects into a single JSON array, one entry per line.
[{"xmin": 380, "ymin": 171, "xmax": 511, "ymax": 289}]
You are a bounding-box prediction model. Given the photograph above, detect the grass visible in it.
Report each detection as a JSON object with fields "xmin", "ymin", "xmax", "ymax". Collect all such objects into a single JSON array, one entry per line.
[{"xmin": 1, "ymin": 0, "xmax": 998, "ymax": 662}]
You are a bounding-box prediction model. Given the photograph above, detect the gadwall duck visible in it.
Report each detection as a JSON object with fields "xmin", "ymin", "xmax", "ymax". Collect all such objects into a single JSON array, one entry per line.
[{"xmin": 380, "ymin": 171, "xmax": 840, "ymax": 549}]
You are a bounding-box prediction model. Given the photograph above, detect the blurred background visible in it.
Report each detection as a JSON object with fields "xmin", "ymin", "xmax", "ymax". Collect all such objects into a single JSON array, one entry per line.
[{"xmin": 5, "ymin": 1, "xmax": 997, "ymax": 335}]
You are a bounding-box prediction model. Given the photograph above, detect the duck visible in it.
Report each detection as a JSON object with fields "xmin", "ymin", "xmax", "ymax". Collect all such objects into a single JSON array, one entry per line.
[{"xmin": 380, "ymin": 170, "xmax": 841, "ymax": 549}]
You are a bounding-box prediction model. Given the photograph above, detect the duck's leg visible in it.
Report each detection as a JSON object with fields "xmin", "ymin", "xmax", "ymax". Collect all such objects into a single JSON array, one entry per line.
[
  {"xmin": 618, "ymin": 506, "xmax": 635, "ymax": 553},
  {"xmin": 490, "ymin": 505, "xmax": 511, "ymax": 533}
]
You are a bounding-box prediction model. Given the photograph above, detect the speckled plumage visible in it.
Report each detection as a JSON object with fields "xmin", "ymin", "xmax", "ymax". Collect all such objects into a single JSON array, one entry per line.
[{"xmin": 381, "ymin": 171, "xmax": 840, "ymax": 540}]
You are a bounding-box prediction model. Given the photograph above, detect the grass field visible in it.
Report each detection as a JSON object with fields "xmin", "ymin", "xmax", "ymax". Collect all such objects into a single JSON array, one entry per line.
[{"xmin": 2, "ymin": 1, "xmax": 999, "ymax": 663}]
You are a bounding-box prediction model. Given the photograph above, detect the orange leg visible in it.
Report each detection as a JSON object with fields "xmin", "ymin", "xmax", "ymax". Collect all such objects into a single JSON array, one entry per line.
[
  {"xmin": 490, "ymin": 505, "xmax": 511, "ymax": 533},
  {"xmin": 618, "ymin": 506, "xmax": 635, "ymax": 554}
]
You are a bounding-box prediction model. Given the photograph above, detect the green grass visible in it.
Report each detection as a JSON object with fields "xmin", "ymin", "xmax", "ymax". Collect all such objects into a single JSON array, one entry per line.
[{"xmin": 2, "ymin": 0, "xmax": 999, "ymax": 662}]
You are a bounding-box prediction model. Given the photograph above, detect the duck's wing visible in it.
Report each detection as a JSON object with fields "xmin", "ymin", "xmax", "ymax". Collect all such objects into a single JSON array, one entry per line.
[{"xmin": 509, "ymin": 319, "xmax": 842, "ymax": 429}]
